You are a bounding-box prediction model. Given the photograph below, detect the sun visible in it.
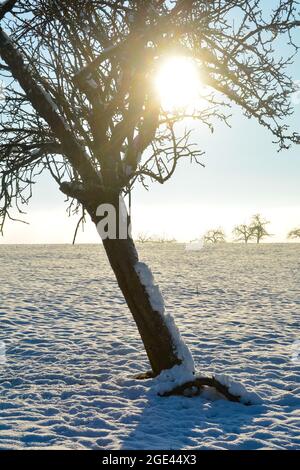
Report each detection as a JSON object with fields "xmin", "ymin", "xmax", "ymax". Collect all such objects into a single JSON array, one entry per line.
[{"xmin": 155, "ymin": 56, "xmax": 200, "ymax": 111}]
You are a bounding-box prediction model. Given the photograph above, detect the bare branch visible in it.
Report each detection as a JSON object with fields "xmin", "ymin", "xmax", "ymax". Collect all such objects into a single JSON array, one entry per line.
[
  {"xmin": 0, "ymin": 28, "xmax": 100, "ymax": 185},
  {"xmin": 0, "ymin": 0, "xmax": 18, "ymax": 21}
]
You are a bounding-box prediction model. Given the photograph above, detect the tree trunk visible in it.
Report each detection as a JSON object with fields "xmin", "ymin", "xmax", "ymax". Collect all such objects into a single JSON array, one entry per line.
[
  {"xmin": 87, "ymin": 194, "xmax": 193, "ymax": 377},
  {"xmin": 102, "ymin": 237, "xmax": 182, "ymax": 375}
]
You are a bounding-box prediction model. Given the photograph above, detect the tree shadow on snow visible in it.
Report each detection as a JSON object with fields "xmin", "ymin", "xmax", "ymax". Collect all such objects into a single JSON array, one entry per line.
[{"xmin": 119, "ymin": 385, "xmax": 263, "ymax": 450}]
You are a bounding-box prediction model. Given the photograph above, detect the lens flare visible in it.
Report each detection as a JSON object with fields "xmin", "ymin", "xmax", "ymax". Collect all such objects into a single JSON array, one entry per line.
[{"xmin": 155, "ymin": 57, "xmax": 200, "ymax": 111}]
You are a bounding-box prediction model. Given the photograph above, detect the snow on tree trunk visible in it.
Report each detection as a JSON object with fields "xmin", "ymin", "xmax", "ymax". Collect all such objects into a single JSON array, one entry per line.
[
  {"xmin": 134, "ymin": 262, "xmax": 195, "ymax": 385},
  {"xmin": 101, "ymin": 236, "xmax": 195, "ymax": 379}
]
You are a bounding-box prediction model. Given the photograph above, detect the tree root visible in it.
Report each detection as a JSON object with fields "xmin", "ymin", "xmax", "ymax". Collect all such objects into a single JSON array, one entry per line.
[
  {"xmin": 159, "ymin": 375, "xmax": 248, "ymax": 404},
  {"xmin": 134, "ymin": 370, "xmax": 156, "ymax": 380},
  {"xmin": 135, "ymin": 371, "xmax": 250, "ymax": 404}
]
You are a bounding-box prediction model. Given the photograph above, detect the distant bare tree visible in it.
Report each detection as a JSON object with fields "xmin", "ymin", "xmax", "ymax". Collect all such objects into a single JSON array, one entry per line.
[
  {"xmin": 288, "ymin": 228, "xmax": 300, "ymax": 239},
  {"xmin": 250, "ymin": 214, "xmax": 272, "ymax": 244},
  {"xmin": 136, "ymin": 232, "xmax": 153, "ymax": 244},
  {"xmin": 152, "ymin": 234, "xmax": 177, "ymax": 244},
  {"xmin": 233, "ymin": 223, "xmax": 254, "ymax": 244},
  {"xmin": 203, "ymin": 228, "xmax": 225, "ymax": 244}
]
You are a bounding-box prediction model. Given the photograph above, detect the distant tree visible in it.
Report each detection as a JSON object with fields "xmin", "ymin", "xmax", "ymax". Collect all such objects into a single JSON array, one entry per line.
[
  {"xmin": 249, "ymin": 214, "xmax": 271, "ymax": 244},
  {"xmin": 136, "ymin": 232, "xmax": 153, "ymax": 244},
  {"xmin": 152, "ymin": 234, "xmax": 176, "ymax": 244},
  {"xmin": 288, "ymin": 228, "xmax": 300, "ymax": 239},
  {"xmin": 203, "ymin": 228, "xmax": 226, "ymax": 244},
  {"xmin": 233, "ymin": 224, "xmax": 254, "ymax": 244}
]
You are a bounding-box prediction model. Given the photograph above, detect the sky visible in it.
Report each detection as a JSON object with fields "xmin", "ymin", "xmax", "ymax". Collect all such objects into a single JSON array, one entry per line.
[
  {"xmin": 1, "ymin": 101, "xmax": 299, "ymax": 244},
  {"xmin": 1, "ymin": 10, "xmax": 300, "ymax": 244}
]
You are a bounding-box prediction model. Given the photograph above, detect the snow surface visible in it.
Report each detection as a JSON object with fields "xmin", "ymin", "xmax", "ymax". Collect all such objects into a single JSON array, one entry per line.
[{"xmin": 0, "ymin": 243, "xmax": 299, "ymax": 450}]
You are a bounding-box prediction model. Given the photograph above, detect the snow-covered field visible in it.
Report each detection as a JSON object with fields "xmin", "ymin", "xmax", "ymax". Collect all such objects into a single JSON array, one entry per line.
[{"xmin": 0, "ymin": 243, "xmax": 299, "ymax": 450}]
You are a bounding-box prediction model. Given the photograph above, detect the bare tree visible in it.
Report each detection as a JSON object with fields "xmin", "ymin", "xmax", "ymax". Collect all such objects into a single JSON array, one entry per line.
[
  {"xmin": 204, "ymin": 228, "xmax": 226, "ymax": 244},
  {"xmin": 152, "ymin": 234, "xmax": 177, "ymax": 244},
  {"xmin": 136, "ymin": 232, "xmax": 153, "ymax": 244},
  {"xmin": 233, "ymin": 223, "xmax": 254, "ymax": 244},
  {"xmin": 1, "ymin": 1, "xmax": 299, "ymax": 398},
  {"xmin": 288, "ymin": 228, "xmax": 300, "ymax": 239},
  {"xmin": 250, "ymin": 214, "xmax": 272, "ymax": 244}
]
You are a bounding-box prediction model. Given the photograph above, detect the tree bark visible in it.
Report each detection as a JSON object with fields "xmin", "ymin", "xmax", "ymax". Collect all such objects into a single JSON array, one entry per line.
[
  {"xmin": 102, "ymin": 237, "xmax": 182, "ymax": 375},
  {"xmin": 87, "ymin": 194, "xmax": 187, "ymax": 377}
]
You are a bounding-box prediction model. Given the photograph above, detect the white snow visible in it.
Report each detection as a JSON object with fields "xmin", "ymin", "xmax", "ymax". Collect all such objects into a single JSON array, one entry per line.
[
  {"xmin": 214, "ymin": 374, "xmax": 263, "ymax": 405},
  {"xmin": 185, "ymin": 238, "xmax": 204, "ymax": 251},
  {"xmin": 40, "ymin": 89, "xmax": 59, "ymax": 112},
  {"xmin": 154, "ymin": 363, "xmax": 195, "ymax": 395},
  {"xmin": 0, "ymin": 243, "xmax": 300, "ymax": 450},
  {"xmin": 135, "ymin": 262, "xmax": 165, "ymax": 315},
  {"xmin": 135, "ymin": 261, "xmax": 195, "ymax": 387}
]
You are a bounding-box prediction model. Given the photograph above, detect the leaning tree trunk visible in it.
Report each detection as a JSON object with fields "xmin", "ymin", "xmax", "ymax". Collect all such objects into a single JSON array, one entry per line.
[
  {"xmin": 64, "ymin": 187, "xmax": 247, "ymax": 402},
  {"xmin": 87, "ymin": 193, "xmax": 192, "ymax": 377},
  {"xmin": 102, "ymin": 237, "xmax": 182, "ymax": 375}
]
